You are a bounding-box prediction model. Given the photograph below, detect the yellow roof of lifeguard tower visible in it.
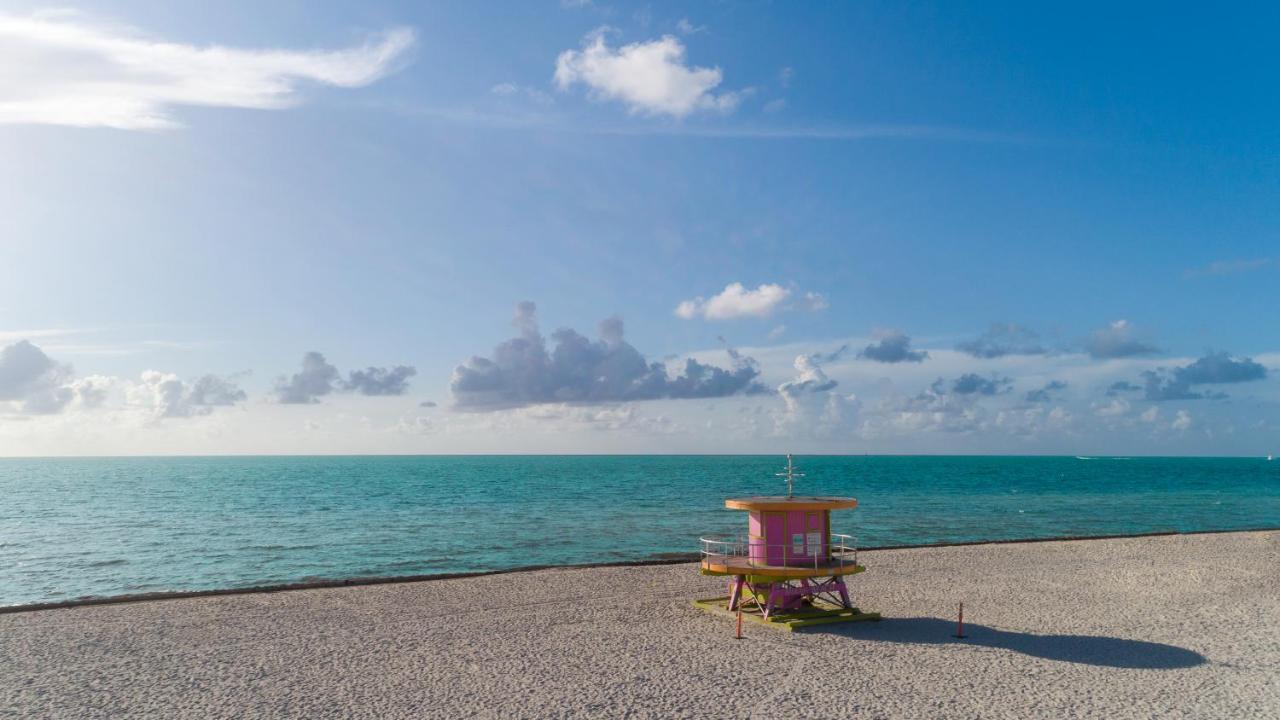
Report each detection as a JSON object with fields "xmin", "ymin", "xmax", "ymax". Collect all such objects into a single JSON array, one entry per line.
[
  {"xmin": 725, "ymin": 496, "xmax": 858, "ymax": 511},
  {"xmin": 725, "ymin": 454, "xmax": 856, "ymax": 511}
]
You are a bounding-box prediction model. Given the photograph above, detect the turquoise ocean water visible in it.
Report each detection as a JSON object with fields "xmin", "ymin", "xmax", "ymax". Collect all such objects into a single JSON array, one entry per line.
[{"xmin": 2, "ymin": 455, "xmax": 1278, "ymax": 607}]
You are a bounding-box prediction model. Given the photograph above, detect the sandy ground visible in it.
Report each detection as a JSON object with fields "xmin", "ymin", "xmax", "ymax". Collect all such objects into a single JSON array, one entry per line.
[{"xmin": 2, "ymin": 531, "xmax": 1278, "ymax": 719}]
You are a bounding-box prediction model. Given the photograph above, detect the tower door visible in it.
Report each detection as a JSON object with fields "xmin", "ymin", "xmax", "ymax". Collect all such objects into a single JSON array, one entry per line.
[{"xmin": 762, "ymin": 512, "xmax": 786, "ymax": 566}]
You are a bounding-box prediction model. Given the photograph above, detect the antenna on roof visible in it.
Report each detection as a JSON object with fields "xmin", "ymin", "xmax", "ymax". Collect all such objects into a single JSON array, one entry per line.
[{"xmin": 777, "ymin": 453, "xmax": 804, "ymax": 498}]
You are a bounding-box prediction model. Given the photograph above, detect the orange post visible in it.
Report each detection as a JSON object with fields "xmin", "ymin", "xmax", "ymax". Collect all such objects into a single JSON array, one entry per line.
[
  {"xmin": 953, "ymin": 602, "xmax": 967, "ymax": 639},
  {"xmin": 736, "ymin": 605, "xmax": 744, "ymax": 639}
]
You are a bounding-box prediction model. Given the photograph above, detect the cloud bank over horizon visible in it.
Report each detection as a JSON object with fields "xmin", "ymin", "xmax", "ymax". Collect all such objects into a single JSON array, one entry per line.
[{"xmin": 1, "ymin": 322, "xmax": 1276, "ymax": 456}]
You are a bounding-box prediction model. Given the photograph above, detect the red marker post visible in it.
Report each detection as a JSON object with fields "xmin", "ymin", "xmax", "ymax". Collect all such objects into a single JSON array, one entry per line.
[
  {"xmin": 736, "ymin": 605, "xmax": 744, "ymax": 639},
  {"xmin": 953, "ymin": 602, "xmax": 967, "ymax": 639}
]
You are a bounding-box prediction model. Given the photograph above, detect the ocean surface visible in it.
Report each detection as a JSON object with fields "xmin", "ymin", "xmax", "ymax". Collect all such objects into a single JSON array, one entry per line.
[{"xmin": 2, "ymin": 455, "xmax": 1278, "ymax": 607}]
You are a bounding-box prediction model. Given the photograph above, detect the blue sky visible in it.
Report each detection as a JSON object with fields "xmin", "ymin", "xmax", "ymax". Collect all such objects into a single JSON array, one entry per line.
[{"xmin": 1, "ymin": 1, "xmax": 1277, "ymax": 455}]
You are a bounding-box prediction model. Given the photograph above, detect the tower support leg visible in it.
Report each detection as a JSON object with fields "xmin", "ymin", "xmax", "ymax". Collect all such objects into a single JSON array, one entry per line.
[
  {"xmin": 763, "ymin": 585, "xmax": 779, "ymax": 619},
  {"xmin": 836, "ymin": 577, "xmax": 853, "ymax": 609},
  {"xmin": 728, "ymin": 576, "xmax": 745, "ymax": 611}
]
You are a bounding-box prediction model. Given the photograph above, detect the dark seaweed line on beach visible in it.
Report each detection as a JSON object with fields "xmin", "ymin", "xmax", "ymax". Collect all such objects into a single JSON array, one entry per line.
[{"xmin": 3, "ymin": 527, "xmax": 1276, "ymax": 615}]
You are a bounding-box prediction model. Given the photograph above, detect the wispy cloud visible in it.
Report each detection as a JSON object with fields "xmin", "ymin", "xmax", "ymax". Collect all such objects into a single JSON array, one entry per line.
[
  {"xmin": 1184, "ymin": 257, "xmax": 1273, "ymax": 278},
  {"xmin": 956, "ymin": 323, "xmax": 1047, "ymax": 358},
  {"xmin": 0, "ymin": 328, "xmax": 93, "ymax": 344},
  {"xmin": 580, "ymin": 122, "xmax": 1038, "ymax": 144},
  {"xmin": 393, "ymin": 99, "xmax": 1028, "ymax": 145},
  {"xmin": 0, "ymin": 10, "xmax": 414, "ymax": 129}
]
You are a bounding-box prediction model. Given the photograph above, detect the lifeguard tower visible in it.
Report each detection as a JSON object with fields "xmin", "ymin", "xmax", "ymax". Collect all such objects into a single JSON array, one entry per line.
[{"xmin": 694, "ymin": 455, "xmax": 880, "ymax": 630}]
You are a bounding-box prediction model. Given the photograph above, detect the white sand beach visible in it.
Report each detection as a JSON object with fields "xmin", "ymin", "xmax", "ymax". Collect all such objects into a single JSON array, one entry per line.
[{"xmin": 2, "ymin": 531, "xmax": 1277, "ymax": 719}]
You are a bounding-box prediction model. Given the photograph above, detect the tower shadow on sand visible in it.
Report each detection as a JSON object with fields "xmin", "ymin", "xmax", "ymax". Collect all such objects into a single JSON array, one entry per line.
[{"xmin": 811, "ymin": 617, "xmax": 1207, "ymax": 669}]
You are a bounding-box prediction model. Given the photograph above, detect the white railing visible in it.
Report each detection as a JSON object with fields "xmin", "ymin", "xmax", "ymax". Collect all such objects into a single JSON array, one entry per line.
[{"xmin": 699, "ymin": 533, "xmax": 858, "ymax": 570}]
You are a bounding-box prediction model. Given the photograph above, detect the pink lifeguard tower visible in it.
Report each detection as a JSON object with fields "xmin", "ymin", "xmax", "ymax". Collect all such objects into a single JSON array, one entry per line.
[{"xmin": 694, "ymin": 455, "xmax": 880, "ymax": 630}]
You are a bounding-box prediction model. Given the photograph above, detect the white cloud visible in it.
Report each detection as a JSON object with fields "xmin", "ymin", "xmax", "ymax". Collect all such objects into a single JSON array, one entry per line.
[
  {"xmin": 675, "ymin": 19, "xmax": 705, "ymax": 35},
  {"xmin": 0, "ymin": 11, "xmax": 414, "ymax": 129},
  {"xmin": 1092, "ymin": 398, "xmax": 1131, "ymax": 417},
  {"xmin": 127, "ymin": 370, "xmax": 247, "ymax": 420},
  {"xmin": 0, "ymin": 340, "xmax": 75, "ymax": 414},
  {"xmin": 800, "ymin": 291, "xmax": 829, "ymax": 311},
  {"xmin": 1172, "ymin": 409, "xmax": 1193, "ymax": 431},
  {"xmin": 489, "ymin": 81, "xmax": 553, "ymax": 105},
  {"xmin": 0, "ymin": 328, "xmax": 92, "ymax": 344},
  {"xmin": 1085, "ymin": 319, "xmax": 1158, "ymax": 359},
  {"xmin": 675, "ymin": 282, "xmax": 790, "ymax": 320},
  {"xmin": 554, "ymin": 30, "xmax": 742, "ymax": 117},
  {"xmin": 774, "ymin": 353, "xmax": 858, "ymax": 437}
]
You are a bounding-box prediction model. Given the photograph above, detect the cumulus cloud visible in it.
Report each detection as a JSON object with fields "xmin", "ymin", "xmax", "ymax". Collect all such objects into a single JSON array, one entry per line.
[
  {"xmin": 943, "ymin": 373, "xmax": 1012, "ymax": 396},
  {"xmin": 1093, "ymin": 398, "xmax": 1131, "ymax": 418},
  {"xmin": 1085, "ymin": 320, "xmax": 1158, "ymax": 359},
  {"xmin": 775, "ymin": 352, "xmax": 857, "ymax": 436},
  {"xmin": 0, "ymin": 340, "xmax": 75, "ymax": 414},
  {"xmin": 861, "ymin": 369, "xmax": 1031, "ymax": 438},
  {"xmin": 273, "ymin": 352, "xmax": 417, "ymax": 403},
  {"xmin": 344, "ymin": 366, "xmax": 417, "ymax": 396},
  {"xmin": 1141, "ymin": 351, "xmax": 1267, "ymax": 401},
  {"xmin": 1025, "ymin": 380, "xmax": 1067, "ymax": 403},
  {"xmin": 858, "ymin": 330, "xmax": 928, "ymax": 364},
  {"xmin": 676, "ymin": 282, "xmax": 790, "ymax": 320},
  {"xmin": 451, "ymin": 302, "xmax": 766, "ymax": 410},
  {"xmin": 1171, "ymin": 409, "xmax": 1193, "ymax": 431},
  {"xmin": 273, "ymin": 352, "xmax": 341, "ymax": 404},
  {"xmin": 554, "ymin": 29, "xmax": 742, "ymax": 117},
  {"xmin": 0, "ymin": 10, "xmax": 414, "ymax": 129},
  {"xmin": 778, "ymin": 355, "xmax": 838, "ymax": 398},
  {"xmin": 0, "ymin": 339, "xmax": 248, "ymax": 419},
  {"xmin": 67, "ymin": 375, "xmax": 114, "ymax": 409},
  {"xmin": 1106, "ymin": 380, "xmax": 1142, "ymax": 397},
  {"xmin": 868, "ymin": 385, "xmax": 982, "ymax": 436},
  {"xmin": 129, "ymin": 370, "xmax": 246, "ymax": 419},
  {"xmin": 956, "ymin": 323, "xmax": 1046, "ymax": 358}
]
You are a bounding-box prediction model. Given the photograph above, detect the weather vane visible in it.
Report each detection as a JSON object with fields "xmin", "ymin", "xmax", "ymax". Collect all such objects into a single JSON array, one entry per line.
[{"xmin": 777, "ymin": 453, "xmax": 804, "ymax": 498}]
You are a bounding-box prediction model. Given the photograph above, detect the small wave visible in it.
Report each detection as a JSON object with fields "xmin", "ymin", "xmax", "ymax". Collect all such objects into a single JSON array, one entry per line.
[
  {"xmin": 87, "ymin": 558, "xmax": 128, "ymax": 567},
  {"xmin": 241, "ymin": 544, "xmax": 321, "ymax": 552}
]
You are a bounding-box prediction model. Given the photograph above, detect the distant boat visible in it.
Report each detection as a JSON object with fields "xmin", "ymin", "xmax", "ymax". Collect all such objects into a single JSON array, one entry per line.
[{"xmin": 1269, "ymin": 454, "xmax": 1275, "ymax": 461}]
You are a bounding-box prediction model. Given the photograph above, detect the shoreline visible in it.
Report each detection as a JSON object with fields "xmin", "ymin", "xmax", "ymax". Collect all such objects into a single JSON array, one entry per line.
[{"xmin": 5, "ymin": 525, "xmax": 1276, "ymax": 615}]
